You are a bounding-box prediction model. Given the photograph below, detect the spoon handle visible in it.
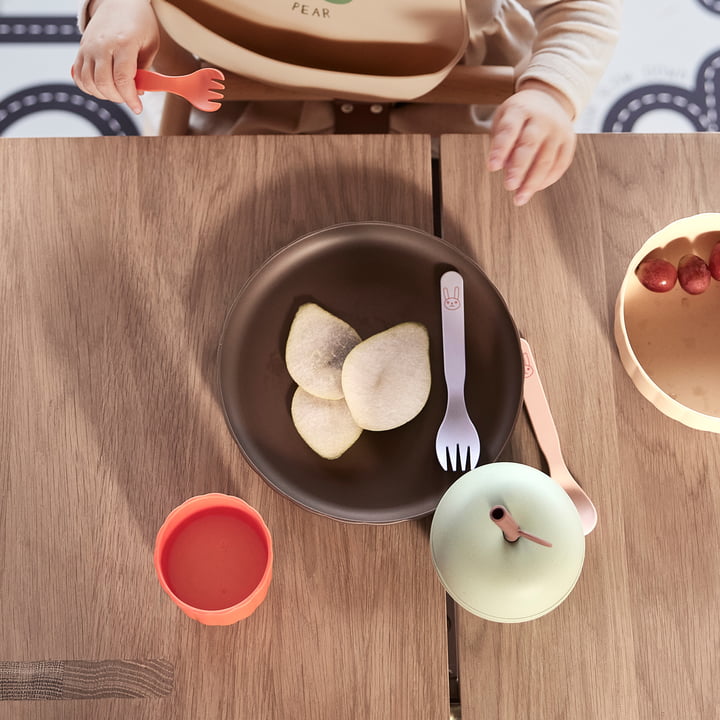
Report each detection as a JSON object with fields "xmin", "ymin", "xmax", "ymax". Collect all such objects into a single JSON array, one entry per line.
[
  {"xmin": 520, "ymin": 338, "xmax": 565, "ymax": 472},
  {"xmin": 521, "ymin": 339, "xmax": 598, "ymax": 536}
]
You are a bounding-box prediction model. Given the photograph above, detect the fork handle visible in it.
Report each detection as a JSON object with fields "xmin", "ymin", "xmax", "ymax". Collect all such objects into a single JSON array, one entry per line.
[
  {"xmin": 520, "ymin": 338, "xmax": 565, "ymax": 470},
  {"xmin": 440, "ymin": 271, "xmax": 467, "ymax": 396},
  {"xmin": 135, "ymin": 69, "xmax": 183, "ymax": 94}
]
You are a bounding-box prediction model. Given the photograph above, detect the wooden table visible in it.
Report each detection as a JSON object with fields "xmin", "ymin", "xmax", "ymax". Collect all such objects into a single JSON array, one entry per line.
[
  {"xmin": 440, "ymin": 134, "xmax": 720, "ymax": 719},
  {"xmin": 3, "ymin": 132, "xmax": 720, "ymax": 720},
  {"xmin": 0, "ymin": 135, "xmax": 448, "ymax": 719}
]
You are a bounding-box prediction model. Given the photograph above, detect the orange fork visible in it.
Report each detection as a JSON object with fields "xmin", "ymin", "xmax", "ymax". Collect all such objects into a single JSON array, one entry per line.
[{"xmin": 135, "ymin": 68, "xmax": 225, "ymax": 112}]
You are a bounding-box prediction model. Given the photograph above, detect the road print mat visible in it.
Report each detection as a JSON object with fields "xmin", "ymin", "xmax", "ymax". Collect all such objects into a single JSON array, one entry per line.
[
  {"xmin": 0, "ymin": 12, "xmax": 140, "ymax": 136},
  {"xmin": 1, "ymin": 1, "xmax": 719, "ymax": 137}
]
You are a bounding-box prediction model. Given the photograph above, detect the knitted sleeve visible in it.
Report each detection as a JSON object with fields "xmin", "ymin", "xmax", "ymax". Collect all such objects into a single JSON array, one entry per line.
[
  {"xmin": 77, "ymin": 0, "xmax": 91, "ymax": 31},
  {"xmin": 516, "ymin": 0, "xmax": 622, "ymax": 118},
  {"xmin": 77, "ymin": 0, "xmax": 153, "ymax": 32}
]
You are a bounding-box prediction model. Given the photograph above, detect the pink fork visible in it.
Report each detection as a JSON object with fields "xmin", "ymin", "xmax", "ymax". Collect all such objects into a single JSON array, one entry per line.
[{"xmin": 135, "ymin": 68, "xmax": 225, "ymax": 112}]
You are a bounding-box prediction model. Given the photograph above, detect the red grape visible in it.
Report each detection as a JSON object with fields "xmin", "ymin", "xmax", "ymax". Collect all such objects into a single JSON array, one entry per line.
[
  {"xmin": 635, "ymin": 258, "xmax": 677, "ymax": 292},
  {"xmin": 709, "ymin": 241, "xmax": 720, "ymax": 281},
  {"xmin": 677, "ymin": 254, "xmax": 711, "ymax": 295}
]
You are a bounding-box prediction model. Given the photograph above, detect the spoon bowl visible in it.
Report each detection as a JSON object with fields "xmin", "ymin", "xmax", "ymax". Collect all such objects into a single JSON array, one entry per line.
[{"xmin": 543, "ymin": 460, "xmax": 597, "ymax": 536}]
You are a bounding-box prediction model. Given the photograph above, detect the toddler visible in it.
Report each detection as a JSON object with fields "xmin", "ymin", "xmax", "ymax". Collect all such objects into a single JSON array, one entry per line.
[{"xmin": 73, "ymin": 0, "xmax": 621, "ymax": 206}]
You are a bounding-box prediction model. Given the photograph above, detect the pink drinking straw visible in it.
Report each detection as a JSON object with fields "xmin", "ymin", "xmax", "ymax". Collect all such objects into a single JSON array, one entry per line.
[{"xmin": 489, "ymin": 505, "xmax": 552, "ymax": 547}]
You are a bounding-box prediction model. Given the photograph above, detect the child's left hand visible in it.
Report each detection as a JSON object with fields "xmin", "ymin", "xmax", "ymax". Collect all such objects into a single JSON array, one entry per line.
[{"xmin": 487, "ymin": 80, "xmax": 577, "ymax": 206}]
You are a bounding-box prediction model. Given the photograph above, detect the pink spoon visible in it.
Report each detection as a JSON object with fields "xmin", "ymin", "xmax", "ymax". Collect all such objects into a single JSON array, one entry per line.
[{"xmin": 521, "ymin": 338, "xmax": 598, "ymax": 535}]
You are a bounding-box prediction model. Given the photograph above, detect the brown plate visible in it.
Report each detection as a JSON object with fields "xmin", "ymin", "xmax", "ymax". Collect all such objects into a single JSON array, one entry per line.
[{"xmin": 218, "ymin": 222, "xmax": 523, "ymax": 523}]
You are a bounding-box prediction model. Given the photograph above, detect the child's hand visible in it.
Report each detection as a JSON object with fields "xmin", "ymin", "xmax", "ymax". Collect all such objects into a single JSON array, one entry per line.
[
  {"xmin": 487, "ymin": 80, "xmax": 577, "ymax": 207},
  {"xmin": 73, "ymin": 0, "xmax": 160, "ymax": 115}
]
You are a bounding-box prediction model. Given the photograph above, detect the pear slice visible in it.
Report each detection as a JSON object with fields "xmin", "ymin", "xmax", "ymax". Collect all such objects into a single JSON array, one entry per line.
[
  {"xmin": 285, "ymin": 303, "xmax": 361, "ymax": 400},
  {"xmin": 341, "ymin": 322, "xmax": 431, "ymax": 431},
  {"xmin": 291, "ymin": 387, "xmax": 362, "ymax": 459}
]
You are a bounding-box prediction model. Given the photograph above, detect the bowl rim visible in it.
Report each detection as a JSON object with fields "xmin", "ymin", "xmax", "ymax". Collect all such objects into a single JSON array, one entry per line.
[{"xmin": 614, "ymin": 212, "xmax": 720, "ymax": 433}]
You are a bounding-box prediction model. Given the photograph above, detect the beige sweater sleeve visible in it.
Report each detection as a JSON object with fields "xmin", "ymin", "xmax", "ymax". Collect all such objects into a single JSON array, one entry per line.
[
  {"xmin": 77, "ymin": 0, "xmax": 152, "ymax": 31},
  {"xmin": 516, "ymin": 0, "xmax": 622, "ymax": 118},
  {"xmin": 77, "ymin": 0, "xmax": 91, "ymax": 30}
]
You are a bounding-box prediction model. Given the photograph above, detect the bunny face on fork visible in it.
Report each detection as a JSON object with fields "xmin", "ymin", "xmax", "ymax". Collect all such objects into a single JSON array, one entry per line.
[{"xmin": 443, "ymin": 285, "xmax": 462, "ymax": 311}]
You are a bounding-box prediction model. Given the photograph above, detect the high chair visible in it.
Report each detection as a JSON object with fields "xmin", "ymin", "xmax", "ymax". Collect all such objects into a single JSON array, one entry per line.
[{"xmin": 153, "ymin": 27, "xmax": 516, "ymax": 136}]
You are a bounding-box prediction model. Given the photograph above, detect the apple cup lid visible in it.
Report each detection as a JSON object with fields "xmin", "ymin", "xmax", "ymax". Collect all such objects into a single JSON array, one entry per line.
[{"xmin": 430, "ymin": 463, "xmax": 585, "ymax": 623}]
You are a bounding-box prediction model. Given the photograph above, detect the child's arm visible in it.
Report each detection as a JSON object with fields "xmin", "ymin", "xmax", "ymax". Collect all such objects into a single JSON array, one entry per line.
[
  {"xmin": 73, "ymin": 0, "xmax": 160, "ymax": 114},
  {"xmin": 488, "ymin": 0, "xmax": 622, "ymax": 205}
]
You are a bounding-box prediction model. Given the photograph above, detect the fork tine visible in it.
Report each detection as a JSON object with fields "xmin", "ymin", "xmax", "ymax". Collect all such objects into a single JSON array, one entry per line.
[
  {"xmin": 209, "ymin": 80, "xmax": 225, "ymax": 90},
  {"xmin": 464, "ymin": 446, "xmax": 474, "ymax": 472},
  {"xmin": 448, "ymin": 445, "xmax": 458, "ymax": 472},
  {"xmin": 436, "ymin": 446, "xmax": 448, "ymax": 471},
  {"xmin": 206, "ymin": 90, "xmax": 224, "ymax": 101},
  {"xmin": 196, "ymin": 100, "xmax": 223, "ymax": 112},
  {"xmin": 458, "ymin": 446, "xmax": 469, "ymax": 472}
]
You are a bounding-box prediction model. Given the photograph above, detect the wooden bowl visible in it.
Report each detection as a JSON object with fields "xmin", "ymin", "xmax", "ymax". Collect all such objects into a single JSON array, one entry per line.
[{"xmin": 614, "ymin": 213, "xmax": 720, "ymax": 432}]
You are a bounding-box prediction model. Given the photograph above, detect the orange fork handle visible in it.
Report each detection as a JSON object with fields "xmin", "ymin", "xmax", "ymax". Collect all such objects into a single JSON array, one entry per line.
[{"xmin": 135, "ymin": 69, "xmax": 182, "ymax": 93}]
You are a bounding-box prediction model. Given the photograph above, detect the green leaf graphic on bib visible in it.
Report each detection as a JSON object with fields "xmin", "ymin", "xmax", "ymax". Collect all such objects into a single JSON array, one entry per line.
[{"xmin": 324, "ymin": 0, "xmax": 352, "ymax": 4}]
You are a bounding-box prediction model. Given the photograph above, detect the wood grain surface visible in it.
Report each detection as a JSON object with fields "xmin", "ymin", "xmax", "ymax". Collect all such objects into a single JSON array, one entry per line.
[
  {"xmin": 0, "ymin": 659, "xmax": 173, "ymax": 700},
  {"xmin": 440, "ymin": 134, "xmax": 720, "ymax": 720},
  {"xmin": 0, "ymin": 136, "xmax": 448, "ymax": 720}
]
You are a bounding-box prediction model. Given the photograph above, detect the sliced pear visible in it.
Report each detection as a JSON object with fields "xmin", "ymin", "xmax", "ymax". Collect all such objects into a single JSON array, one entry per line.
[
  {"xmin": 291, "ymin": 387, "xmax": 362, "ymax": 459},
  {"xmin": 341, "ymin": 322, "xmax": 431, "ymax": 431},
  {"xmin": 285, "ymin": 303, "xmax": 361, "ymax": 400}
]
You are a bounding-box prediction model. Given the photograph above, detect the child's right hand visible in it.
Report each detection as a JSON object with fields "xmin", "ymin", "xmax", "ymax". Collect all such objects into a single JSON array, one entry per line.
[
  {"xmin": 73, "ymin": 0, "xmax": 160, "ymax": 114},
  {"xmin": 487, "ymin": 80, "xmax": 576, "ymax": 207}
]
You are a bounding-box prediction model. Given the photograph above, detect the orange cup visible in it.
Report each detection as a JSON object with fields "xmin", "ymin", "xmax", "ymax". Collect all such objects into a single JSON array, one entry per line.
[{"xmin": 154, "ymin": 493, "xmax": 272, "ymax": 625}]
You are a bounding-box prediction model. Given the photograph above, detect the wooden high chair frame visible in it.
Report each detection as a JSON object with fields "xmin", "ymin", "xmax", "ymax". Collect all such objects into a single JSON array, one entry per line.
[{"xmin": 153, "ymin": 27, "xmax": 516, "ymax": 135}]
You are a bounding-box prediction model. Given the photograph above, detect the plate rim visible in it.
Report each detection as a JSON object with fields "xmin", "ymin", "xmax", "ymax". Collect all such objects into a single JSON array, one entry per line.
[{"xmin": 217, "ymin": 221, "xmax": 523, "ymax": 523}]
